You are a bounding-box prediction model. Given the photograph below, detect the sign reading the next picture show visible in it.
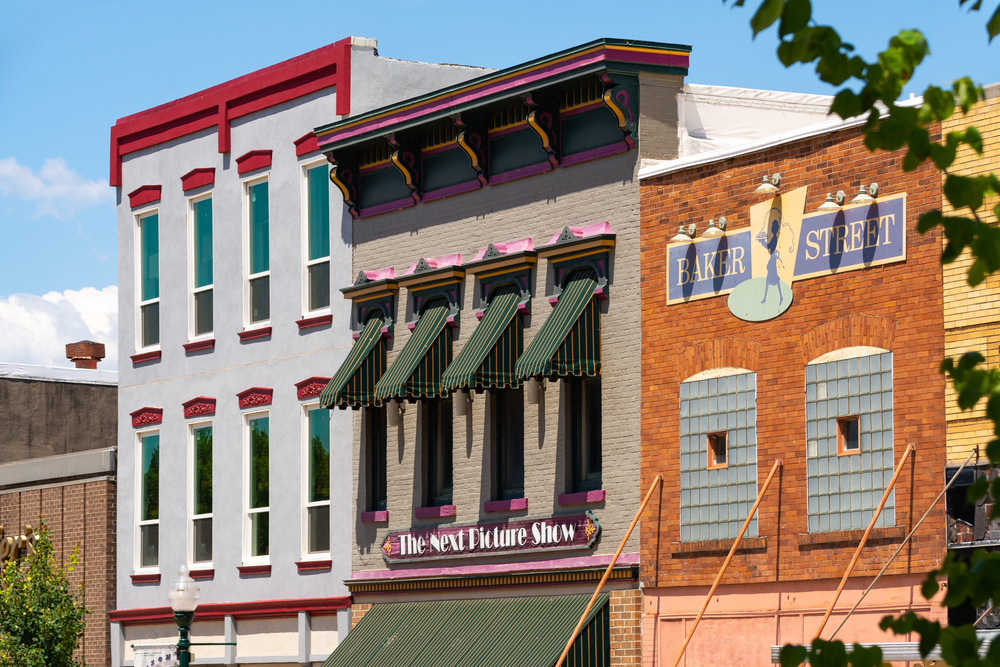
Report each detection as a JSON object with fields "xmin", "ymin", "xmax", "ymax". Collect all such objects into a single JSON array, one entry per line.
[
  {"xmin": 666, "ymin": 188, "xmax": 906, "ymax": 321},
  {"xmin": 380, "ymin": 512, "xmax": 601, "ymax": 564}
]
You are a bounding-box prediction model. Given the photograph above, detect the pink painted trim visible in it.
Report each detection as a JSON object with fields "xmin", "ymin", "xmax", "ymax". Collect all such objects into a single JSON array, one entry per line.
[
  {"xmin": 238, "ymin": 326, "xmax": 271, "ymax": 341},
  {"xmin": 238, "ymin": 564, "xmax": 272, "ymax": 576},
  {"xmin": 236, "ymin": 149, "xmax": 272, "ymax": 174},
  {"xmin": 296, "ymin": 560, "xmax": 332, "ymax": 572},
  {"xmin": 489, "ymin": 162, "xmax": 552, "ymax": 186},
  {"xmin": 559, "ymin": 100, "xmax": 606, "ymax": 118},
  {"xmin": 358, "ymin": 197, "xmax": 415, "ymax": 218},
  {"xmin": 363, "ymin": 267, "xmax": 396, "ymax": 281},
  {"xmin": 129, "ymin": 407, "xmax": 163, "ymax": 428},
  {"xmin": 422, "ymin": 142, "xmax": 460, "ymax": 157},
  {"xmin": 560, "ymin": 142, "xmax": 629, "ymax": 168},
  {"xmin": 189, "ymin": 569, "xmax": 214, "ymax": 580},
  {"xmin": 353, "ymin": 552, "xmax": 640, "ymax": 582},
  {"xmin": 415, "ymin": 505, "xmax": 456, "ymax": 519},
  {"xmin": 180, "ymin": 167, "xmax": 216, "ymax": 192},
  {"xmin": 404, "ymin": 253, "xmax": 463, "ymax": 276},
  {"xmin": 130, "ymin": 349, "xmax": 162, "ymax": 364},
  {"xmin": 294, "ymin": 132, "xmax": 319, "ymax": 156},
  {"xmin": 237, "ymin": 386, "xmax": 273, "ymax": 409},
  {"xmin": 558, "ymin": 490, "xmax": 606, "ymax": 505},
  {"xmin": 130, "ymin": 573, "xmax": 161, "ymax": 584},
  {"xmin": 127, "ymin": 185, "xmax": 161, "ymax": 208},
  {"xmin": 470, "ymin": 237, "xmax": 534, "ymax": 262},
  {"xmin": 183, "ymin": 338, "xmax": 215, "ymax": 352},
  {"xmin": 296, "ymin": 376, "xmax": 331, "ymax": 399},
  {"xmin": 545, "ymin": 221, "xmax": 614, "ymax": 246},
  {"xmin": 488, "ymin": 123, "xmax": 530, "ymax": 138},
  {"xmin": 182, "ymin": 396, "xmax": 216, "ymax": 419},
  {"xmin": 110, "ymin": 595, "xmax": 351, "ymax": 626},
  {"xmin": 605, "ymin": 47, "xmax": 689, "ymax": 68},
  {"xmin": 484, "ymin": 498, "xmax": 528, "ymax": 513},
  {"xmin": 361, "ymin": 510, "xmax": 389, "ymax": 523},
  {"xmin": 296, "ymin": 313, "xmax": 332, "ymax": 329},
  {"xmin": 420, "ymin": 179, "xmax": 481, "ymax": 203}
]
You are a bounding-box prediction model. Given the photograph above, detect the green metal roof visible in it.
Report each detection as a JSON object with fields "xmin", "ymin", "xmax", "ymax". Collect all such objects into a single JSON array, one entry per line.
[
  {"xmin": 374, "ymin": 303, "xmax": 451, "ymax": 401},
  {"xmin": 440, "ymin": 287, "xmax": 522, "ymax": 392},
  {"xmin": 320, "ymin": 316, "xmax": 386, "ymax": 409},
  {"xmin": 321, "ymin": 593, "xmax": 609, "ymax": 667},
  {"xmin": 516, "ymin": 273, "xmax": 601, "ymax": 379}
]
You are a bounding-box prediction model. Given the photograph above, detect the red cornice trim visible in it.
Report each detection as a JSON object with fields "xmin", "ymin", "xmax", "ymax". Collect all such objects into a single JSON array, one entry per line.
[
  {"xmin": 236, "ymin": 149, "xmax": 273, "ymax": 175},
  {"xmin": 296, "ymin": 560, "xmax": 332, "ymax": 572},
  {"xmin": 183, "ymin": 338, "xmax": 215, "ymax": 353},
  {"xmin": 238, "ymin": 326, "xmax": 271, "ymax": 341},
  {"xmin": 189, "ymin": 569, "xmax": 215, "ymax": 580},
  {"xmin": 295, "ymin": 132, "xmax": 320, "ymax": 157},
  {"xmin": 238, "ymin": 564, "xmax": 272, "ymax": 576},
  {"xmin": 182, "ymin": 396, "xmax": 216, "ymax": 419},
  {"xmin": 296, "ymin": 313, "xmax": 332, "ymax": 330},
  {"xmin": 109, "ymin": 595, "xmax": 351, "ymax": 626},
  {"xmin": 181, "ymin": 167, "xmax": 216, "ymax": 192},
  {"xmin": 109, "ymin": 38, "xmax": 353, "ymax": 186},
  {"xmin": 237, "ymin": 386, "xmax": 273, "ymax": 409},
  {"xmin": 127, "ymin": 185, "xmax": 161, "ymax": 208},
  {"xmin": 130, "ymin": 350, "xmax": 162, "ymax": 365},
  {"xmin": 295, "ymin": 376, "xmax": 331, "ymax": 400},
  {"xmin": 130, "ymin": 573, "xmax": 161, "ymax": 584},
  {"xmin": 129, "ymin": 407, "xmax": 163, "ymax": 428}
]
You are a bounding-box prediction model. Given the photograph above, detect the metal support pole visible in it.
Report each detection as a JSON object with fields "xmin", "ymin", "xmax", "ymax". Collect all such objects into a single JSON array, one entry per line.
[
  {"xmin": 552, "ymin": 474, "xmax": 663, "ymax": 667},
  {"xmin": 174, "ymin": 611, "xmax": 194, "ymax": 667},
  {"xmin": 813, "ymin": 443, "xmax": 915, "ymax": 641},
  {"xmin": 670, "ymin": 458, "xmax": 784, "ymax": 667}
]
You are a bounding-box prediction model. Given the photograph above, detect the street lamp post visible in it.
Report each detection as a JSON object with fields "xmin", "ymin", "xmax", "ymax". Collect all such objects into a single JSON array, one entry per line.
[{"xmin": 168, "ymin": 567, "xmax": 200, "ymax": 667}]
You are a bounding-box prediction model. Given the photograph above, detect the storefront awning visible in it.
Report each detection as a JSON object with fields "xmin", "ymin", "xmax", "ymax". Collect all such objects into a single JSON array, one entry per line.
[
  {"xmin": 374, "ymin": 302, "xmax": 451, "ymax": 401},
  {"xmin": 320, "ymin": 317, "xmax": 387, "ymax": 409},
  {"xmin": 441, "ymin": 287, "xmax": 522, "ymax": 392},
  {"xmin": 516, "ymin": 272, "xmax": 601, "ymax": 379},
  {"xmin": 322, "ymin": 593, "xmax": 609, "ymax": 667}
]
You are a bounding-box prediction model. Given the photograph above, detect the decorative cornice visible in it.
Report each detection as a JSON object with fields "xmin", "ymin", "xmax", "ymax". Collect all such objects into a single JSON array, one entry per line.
[
  {"xmin": 127, "ymin": 185, "xmax": 161, "ymax": 209},
  {"xmin": 182, "ymin": 396, "xmax": 216, "ymax": 419},
  {"xmin": 296, "ymin": 560, "xmax": 332, "ymax": 572},
  {"xmin": 130, "ymin": 349, "xmax": 162, "ymax": 365},
  {"xmin": 296, "ymin": 314, "xmax": 333, "ymax": 330},
  {"xmin": 180, "ymin": 168, "xmax": 215, "ymax": 192},
  {"xmin": 238, "ymin": 326, "xmax": 271, "ymax": 341},
  {"xmin": 294, "ymin": 131, "xmax": 319, "ymax": 157},
  {"xmin": 189, "ymin": 569, "xmax": 214, "ymax": 580},
  {"xmin": 183, "ymin": 338, "xmax": 215, "ymax": 353},
  {"xmin": 296, "ymin": 376, "xmax": 332, "ymax": 400},
  {"xmin": 129, "ymin": 407, "xmax": 162, "ymax": 429},
  {"xmin": 237, "ymin": 387, "xmax": 273, "ymax": 409},
  {"xmin": 238, "ymin": 564, "xmax": 272, "ymax": 576},
  {"xmin": 110, "ymin": 595, "xmax": 351, "ymax": 626},
  {"xmin": 236, "ymin": 149, "xmax": 272, "ymax": 175},
  {"xmin": 129, "ymin": 573, "xmax": 161, "ymax": 584}
]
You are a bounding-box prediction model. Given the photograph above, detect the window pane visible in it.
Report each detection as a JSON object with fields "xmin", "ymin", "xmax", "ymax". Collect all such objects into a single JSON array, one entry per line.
[
  {"xmin": 140, "ymin": 214, "xmax": 159, "ymax": 301},
  {"xmin": 141, "ymin": 302, "xmax": 160, "ymax": 347},
  {"xmin": 308, "ymin": 261, "xmax": 331, "ymax": 311},
  {"xmin": 586, "ymin": 378, "xmax": 603, "ymax": 480},
  {"xmin": 497, "ymin": 389, "xmax": 524, "ymax": 500},
  {"xmin": 250, "ymin": 511, "xmax": 269, "ymax": 557},
  {"xmin": 368, "ymin": 407, "xmax": 387, "ymax": 512},
  {"xmin": 428, "ymin": 399, "xmax": 453, "ymax": 506},
  {"xmin": 194, "ymin": 289, "xmax": 213, "ymax": 336},
  {"xmin": 194, "ymin": 426, "xmax": 213, "ymax": 515},
  {"xmin": 308, "ymin": 409, "xmax": 331, "ymax": 503},
  {"xmin": 249, "ymin": 182, "xmax": 269, "ymax": 274},
  {"xmin": 141, "ymin": 435, "xmax": 160, "ymax": 521},
  {"xmin": 193, "ymin": 518, "xmax": 212, "ymax": 564},
  {"xmin": 250, "ymin": 276, "xmax": 270, "ymax": 323},
  {"xmin": 194, "ymin": 199, "xmax": 213, "ymax": 288},
  {"xmin": 308, "ymin": 505, "xmax": 331, "ymax": 553},
  {"xmin": 249, "ymin": 417, "xmax": 269, "ymax": 509},
  {"xmin": 307, "ymin": 165, "xmax": 330, "ymax": 261},
  {"xmin": 140, "ymin": 524, "xmax": 159, "ymax": 567}
]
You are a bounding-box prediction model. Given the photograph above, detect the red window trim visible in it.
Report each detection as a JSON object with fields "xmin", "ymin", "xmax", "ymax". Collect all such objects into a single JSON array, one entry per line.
[
  {"xmin": 181, "ymin": 167, "xmax": 216, "ymax": 192},
  {"xmin": 236, "ymin": 149, "xmax": 273, "ymax": 175},
  {"xmin": 127, "ymin": 185, "xmax": 161, "ymax": 209},
  {"xmin": 109, "ymin": 595, "xmax": 351, "ymax": 626},
  {"xmin": 295, "ymin": 132, "xmax": 320, "ymax": 157},
  {"xmin": 182, "ymin": 396, "xmax": 217, "ymax": 419},
  {"xmin": 296, "ymin": 376, "xmax": 332, "ymax": 400}
]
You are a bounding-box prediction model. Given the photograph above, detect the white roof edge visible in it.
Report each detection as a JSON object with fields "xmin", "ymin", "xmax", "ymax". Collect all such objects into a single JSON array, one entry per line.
[
  {"xmin": 640, "ymin": 96, "xmax": 923, "ymax": 181},
  {"xmin": 0, "ymin": 361, "xmax": 118, "ymax": 385}
]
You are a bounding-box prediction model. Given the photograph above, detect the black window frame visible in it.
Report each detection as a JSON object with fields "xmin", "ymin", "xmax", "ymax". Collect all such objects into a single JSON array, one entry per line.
[
  {"xmin": 425, "ymin": 397, "xmax": 454, "ymax": 506},
  {"xmin": 569, "ymin": 376, "xmax": 602, "ymax": 492},
  {"xmin": 493, "ymin": 388, "xmax": 525, "ymax": 500},
  {"xmin": 366, "ymin": 405, "xmax": 387, "ymax": 512}
]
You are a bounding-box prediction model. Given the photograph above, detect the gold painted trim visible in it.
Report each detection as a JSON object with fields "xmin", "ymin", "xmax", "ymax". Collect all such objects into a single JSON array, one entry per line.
[
  {"xmin": 347, "ymin": 565, "xmax": 635, "ymax": 594},
  {"xmin": 537, "ymin": 239, "xmax": 616, "ymax": 261}
]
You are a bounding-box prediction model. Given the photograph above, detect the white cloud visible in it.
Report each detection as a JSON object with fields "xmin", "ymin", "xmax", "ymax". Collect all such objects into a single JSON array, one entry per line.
[
  {"xmin": 0, "ymin": 157, "xmax": 112, "ymax": 220},
  {"xmin": 0, "ymin": 286, "xmax": 118, "ymax": 370}
]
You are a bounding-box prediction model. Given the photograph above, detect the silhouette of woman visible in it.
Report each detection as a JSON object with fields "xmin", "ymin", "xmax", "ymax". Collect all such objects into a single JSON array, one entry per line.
[{"xmin": 756, "ymin": 207, "xmax": 794, "ymax": 305}]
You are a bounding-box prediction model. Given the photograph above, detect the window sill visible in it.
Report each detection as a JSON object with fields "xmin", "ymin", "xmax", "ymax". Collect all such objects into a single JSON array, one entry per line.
[
  {"xmin": 558, "ymin": 490, "xmax": 605, "ymax": 506},
  {"xmin": 238, "ymin": 326, "xmax": 272, "ymax": 341},
  {"xmin": 797, "ymin": 525, "xmax": 905, "ymax": 548},
  {"xmin": 130, "ymin": 349, "xmax": 162, "ymax": 365},
  {"xmin": 415, "ymin": 505, "xmax": 456, "ymax": 519},
  {"xmin": 237, "ymin": 564, "xmax": 272, "ymax": 576},
  {"xmin": 189, "ymin": 568, "xmax": 214, "ymax": 580},
  {"xmin": 130, "ymin": 572, "xmax": 161, "ymax": 584},
  {"xmin": 361, "ymin": 510, "xmax": 389, "ymax": 523},
  {"xmin": 296, "ymin": 559, "xmax": 332, "ymax": 572},
  {"xmin": 183, "ymin": 338, "xmax": 215, "ymax": 353},
  {"xmin": 671, "ymin": 537, "xmax": 767, "ymax": 557},
  {"xmin": 296, "ymin": 314, "xmax": 333, "ymax": 330},
  {"xmin": 484, "ymin": 498, "xmax": 528, "ymax": 513}
]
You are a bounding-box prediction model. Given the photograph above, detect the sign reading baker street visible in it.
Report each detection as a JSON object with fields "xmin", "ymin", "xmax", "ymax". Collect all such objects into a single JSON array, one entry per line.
[{"xmin": 380, "ymin": 512, "xmax": 601, "ymax": 564}]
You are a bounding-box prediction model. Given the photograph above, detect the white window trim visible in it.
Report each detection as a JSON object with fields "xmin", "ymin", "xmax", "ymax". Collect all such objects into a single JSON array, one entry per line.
[
  {"xmin": 134, "ymin": 208, "xmax": 161, "ymax": 353},
  {"xmin": 243, "ymin": 174, "xmax": 271, "ymax": 329},
  {"xmin": 243, "ymin": 409, "xmax": 270, "ymax": 565},
  {"xmin": 300, "ymin": 159, "xmax": 333, "ymax": 318},
  {"xmin": 187, "ymin": 193, "xmax": 214, "ymax": 341},
  {"xmin": 188, "ymin": 420, "xmax": 214, "ymax": 569},
  {"xmin": 301, "ymin": 401, "xmax": 332, "ymax": 560},
  {"xmin": 134, "ymin": 427, "xmax": 160, "ymax": 574}
]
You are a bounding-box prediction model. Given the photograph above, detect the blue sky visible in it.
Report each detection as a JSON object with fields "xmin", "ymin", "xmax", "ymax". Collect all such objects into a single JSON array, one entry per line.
[{"xmin": 0, "ymin": 0, "xmax": 997, "ymax": 366}]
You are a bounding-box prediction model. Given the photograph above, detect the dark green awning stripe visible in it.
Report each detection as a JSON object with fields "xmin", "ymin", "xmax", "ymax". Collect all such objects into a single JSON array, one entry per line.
[
  {"xmin": 374, "ymin": 303, "xmax": 451, "ymax": 401},
  {"xmin": 550, "ymin": 295, "xmax": 600, "ymax": 377},
  {"xmin": 319, "ymin": 317, "xmax": 386, "ymax": 409},
  {"xmin": 515, "ymin": 273, "xmax": 600, "ymax": 379},
  {"xmin": 440, "ymin": 288, "xmax": 521, "ymax": 392}
]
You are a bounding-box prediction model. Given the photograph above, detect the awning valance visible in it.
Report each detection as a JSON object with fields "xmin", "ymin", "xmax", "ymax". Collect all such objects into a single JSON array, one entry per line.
[
  {"xmin": 319, "ymin": 317, "xmax": 386, "ymax": 409},
  {"xmin": 441, "ymin": 287, "xmax": 522, "ymax": 392},
  {"xmin": 374, "ymin": 303, "xmax": 451, "ymax": 401},
  {"xmin": 321, "ymin": 593, "xmax": 609, "ymax": 667},
  {"xmin": 515, "ymin": 273, "xmax": 601, "ymax": 379}
]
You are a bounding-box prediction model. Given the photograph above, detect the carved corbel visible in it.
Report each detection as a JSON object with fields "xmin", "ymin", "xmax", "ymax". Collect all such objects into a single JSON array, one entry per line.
[
  {"xmin": 386, "ymin": 132, "xmax": 422, "ymax": 204},
  {"xmin": 452, "ymin": 113, "xmax": 489, "ymax": 186},
  {"xmin": 523, "ymin": 93, "xmax": 560, "ymax": 168},
  {"xmin": 600, "ymin": 73, "xmax": 638, "ymax": 148},
  {"xmin": 327, "ymin": 150, "xmax": 360, "ymax": 219}
]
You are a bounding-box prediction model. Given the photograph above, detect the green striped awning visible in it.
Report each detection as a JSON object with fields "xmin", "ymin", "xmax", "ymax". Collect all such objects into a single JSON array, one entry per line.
[
  {"xmin": 515, "ymin": 273, "xmax": 601, "ymax": 379},
  {"xmin": 440, "ymin": 287, "xmax": 522, "ymax": 392},
  {"xmin": 321, "ymin": 593, "xmax": 609, "ymax": 667},
  {"xmin": 374, "ymin": 303, "xmax": 451, "ymax": 401},
  {"xmin": 319, "ymin": 317, "xmax": 387, "ymax": 409}
]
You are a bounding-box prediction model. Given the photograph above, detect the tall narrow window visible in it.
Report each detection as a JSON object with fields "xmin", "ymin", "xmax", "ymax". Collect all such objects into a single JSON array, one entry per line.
[
  {"xmin": 191, "ymin": 197, "xmax": 214, "ymax": 336},
  {"xmin": 494, "ymin": 389, "xmax": 525, "ymax": 500},
  {"xmin": 191, "ymin": 424, "xmax": 213, "ymax": 564},
  {"xmin": 367, "ymin": 406, "xmax": 387, "ymax": 512},
  {"xmin": 137, "ymin": 432, "xmax": 160, "ymax": 568},
  {"xmin": 246, "ymin": 414, "xmax": 270, "ymax": 559},
  {"xmin": 569, "ymin": 377, "xmax": 602, "ymax": 492},
  {"xmin": 305, "ymin": 164, "xmax": 331, "ymax": 313},
  {"xmin": 305, "ymin": 406, "xmax": 331, "ymax": 554},
  {"xmin": 247, "ymin": 180, "xmax": 270, "ymax": 324},
  {"xmin": 425, "ymin": 398, "xmax": 453, "ymax": 506},
  {"xmin": 138, "ymin": 213, "xmax": 160, "ymax": 348}
]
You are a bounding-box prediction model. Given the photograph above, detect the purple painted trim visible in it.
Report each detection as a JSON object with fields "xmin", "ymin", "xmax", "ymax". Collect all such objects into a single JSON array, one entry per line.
[
  {"xmin": 558, "ymin": 490, "xmax": 606, "ymax": 505},
  {"xmin": 484, "ymin": 498, "xmax": 528, "ymax": 513},
  {"xmin": 421, "ymin": 179, "xmax": 481, "ymax": 203},
  {"xmin": 605, "ymin": 47, "xmax": 688, "ymax": 68},
  {"xmin": 414, "ymin": 505, "xmax": 457, "ymax": 519},
  {"xmin": 353, "ymin": 552, "xmax": 639, "ymax": 582},
  {"xmin": 361, "ymin": 511, "xmax": 389, "ymax": 523},
  {"xmin": 559, "ymin": 100, "xmax": 606, "ymax": 118},
  {"xmin": 422, "ymin": 142, "xmax": 459, "ymax": 157},
  {"xmin": 359, "ymin": 197, "xmax": 415, "ymax": 218},
  {"xmin": 359, "ymin": 161, "xmax": 393, "ymax": 175},
  {"xmin": 488, "ymin": 123, "xmax": 529, "ymax": 138},
  {"xmin": 560, "ymin": 142, "xmax": 629, "ymax": 167},
  {"xmin": 489, "ymin": 162, "xmax": 552, "ymax": 186}
]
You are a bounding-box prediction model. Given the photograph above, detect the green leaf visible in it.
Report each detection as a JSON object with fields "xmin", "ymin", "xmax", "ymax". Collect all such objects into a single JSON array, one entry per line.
[
  {"xmin": 988, "ymin": 4, "xmax": 1000, "ymax": 41},
  {"xmin": 779, "ymin": 0, "xmax": 811, "ymax": 37},
  {"xmin": 944, "ymin": 174, "xmax": 985, "ymax": 211},
  {"xmin": 779, "ymin": 644, "xmax": 808, "ymax": 667},
  {"xmin": 917, "ymin": 210, "xmax": 943, "ymax": 234},
  {"xmin": 921, "ymin": 572, "xmax": 941, "ymax": 601},
  {"xmin": 967, "ymin": 474, "xmax": 989, "ymax": 504},
  {"xmin": 751, "ymin": 0, "xmax": 785, "ymax": 36}
]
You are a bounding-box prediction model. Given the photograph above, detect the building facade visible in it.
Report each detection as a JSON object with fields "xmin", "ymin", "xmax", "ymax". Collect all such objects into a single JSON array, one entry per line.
[{"xmin": 109, "ymin": 38, "xmax": 486, "ymax": 666}]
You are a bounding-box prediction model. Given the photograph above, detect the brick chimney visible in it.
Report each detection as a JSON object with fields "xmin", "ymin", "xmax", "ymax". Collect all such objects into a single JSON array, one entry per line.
[{"xmin": 66, "ymin": 340, "xmax": 106, "ymax": 369}]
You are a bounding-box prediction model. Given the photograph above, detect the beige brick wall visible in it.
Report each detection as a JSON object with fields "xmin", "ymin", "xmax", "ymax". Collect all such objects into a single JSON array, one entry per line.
[
  {"xmin": 610, "ymin": 588, "xmax": 643, "ymax": 666},
  {"xmin": 639, "ymin": 74, "xmax": 683, "ymax": 161}
]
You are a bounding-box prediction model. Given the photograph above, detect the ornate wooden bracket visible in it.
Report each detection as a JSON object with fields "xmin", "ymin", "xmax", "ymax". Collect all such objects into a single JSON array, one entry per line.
[
  {"xmin": 386, "ymin": 132, "xmax": 422, "ymax": 204},
  {"xmin": 600, "ymin": 73, "xmax": 638, "ymax": 148},
  {"xmin": 182, "ymin": 396, "xmax": 216, "ymax": 418},
  {"xmin": 453, "ymin": 113, "xmax": 489, "ymax": 186},
  {"xmin": 327, "ymin": 150, "xmax": 360, "ymax": 219},
  {"xmin": 523, "ymin": 93, "xmax": 560, "ymax": 168}
]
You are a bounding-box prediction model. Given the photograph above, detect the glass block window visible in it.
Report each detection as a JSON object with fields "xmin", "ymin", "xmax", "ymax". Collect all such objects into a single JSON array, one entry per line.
[
  {"xmin": 805, "ymin": 350, "xmax": 894, "ymax": 533},
  {"xmin": 679, "ymin": 371, "xmax": 758, "ymax": 542}
]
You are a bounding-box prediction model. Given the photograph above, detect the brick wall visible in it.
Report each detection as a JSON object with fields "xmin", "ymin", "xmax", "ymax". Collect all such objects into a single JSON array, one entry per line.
[
  {"xmin": 351, "ymin": 602, "xmax": 372, "ymax": 628},
  {"xmin": 639, "ymin": 74, "xmax": 683, "ymax": 161},
  {"xmin": 610, "ymin": 588, "xmax": 643, "ymax": 666},
  {"xmin": 639, "ymin": 123, "xmax": 946, "ymax": 588}
]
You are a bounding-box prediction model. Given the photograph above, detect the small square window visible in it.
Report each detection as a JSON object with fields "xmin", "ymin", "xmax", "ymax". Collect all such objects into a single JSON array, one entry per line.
[
  {"xmin": 707, "ymin": 432, "xmax": 728, "ymax": 469},
  {"xmin": 837, "ymin": 416, "xmax": 860, "ymax": 455}
]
